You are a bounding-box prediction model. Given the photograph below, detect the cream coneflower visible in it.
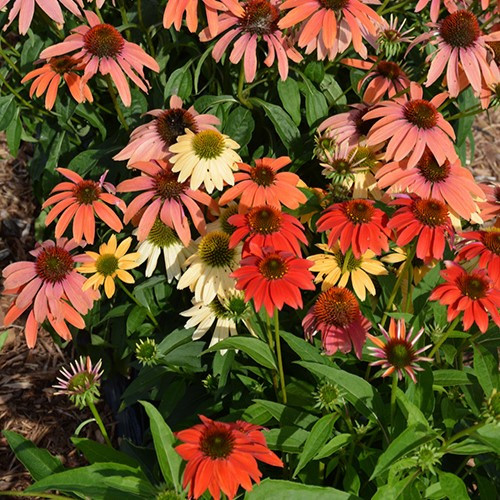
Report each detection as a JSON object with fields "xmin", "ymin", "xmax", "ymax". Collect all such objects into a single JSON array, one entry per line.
[{"xmin": 169, "ymin": 129, "xmax": 241, "ymax": 193}]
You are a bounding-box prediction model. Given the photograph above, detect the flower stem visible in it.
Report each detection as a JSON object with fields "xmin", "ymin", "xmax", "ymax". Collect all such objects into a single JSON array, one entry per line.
[
  {"xmin": 117, "ymin": 280, "xmax": 160, "ymax": 329},
  {"xmin": 429, "ymin": 316, "xmax": 460, "ymax": 358},
  {"xmin": 274, "ymin": 309, "xmax": 287, "ymax": 404},
  {"xmin": 456, "ymin": 331, "xmax": 482, "ymax": 370},
  {"xmin": 265, "ymin": 314, "xmax": 280, "ymax": 399},
  {"xmin": 237, "ymin": 63, "xmax": 253, "ymax": 110},
  {"xmin": 137, "ymin": 0, "xmax": 155, "ymax": 57},
  {"xmin": 390, "ymin": 372, "xmax": 398, "ymax": 432},
  {"xmin": 104, "ymin": 75, "xmax": 129, "ymax": 132},
  {"xmin": 87, "ymin": 400, "xmax": 112, "ymax": 447},
  {"xmin": 441, "ymin": 421, "xmax": 487, "ymax": 452}
]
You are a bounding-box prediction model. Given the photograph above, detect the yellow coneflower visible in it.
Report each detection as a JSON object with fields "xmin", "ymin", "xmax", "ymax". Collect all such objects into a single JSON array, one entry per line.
[{"xmin": 381, "ymin": 246, "xmax": 436, "ymax": 286}]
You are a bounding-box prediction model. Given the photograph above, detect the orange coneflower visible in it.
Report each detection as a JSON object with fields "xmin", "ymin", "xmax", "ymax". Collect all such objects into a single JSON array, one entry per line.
[{"xmin": 163, "ymin": 0, "xmax": 227, "ymax": 34}]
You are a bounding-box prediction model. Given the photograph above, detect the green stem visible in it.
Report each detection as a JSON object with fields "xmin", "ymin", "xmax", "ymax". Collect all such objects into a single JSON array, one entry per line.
[
  {"xmin": 405, "ymin": 260, "xmax": 413, "ymax": 313},
  {"xmin": 274, "ymin": 309, "xmax": 287, "ymax": 404},
  {"xmin": 118, "ymin": 0, "xmax": 131, "ymax": 39},
  {"xmin": 0, "ymin": 72, "xmax": 38, "ymax": 111},
  {"xmin": 456, "ymin": 331, "xmax": 482, "ymax": 370},
  {"xmin": 137, "ymin": 0, "xmax": 155, "ymax": 56},
  {"xmin": 237, "ymin": 63, "xmax": 253, "ymax": 109},
  {"xmin": 441, "ymin": 421, "xmax": 487, "ymax": 452},
  {"xmin": 87, "ymin": 400, "xmax": 112, "ymax": 447},
  {"xmin": 429, "ymin": 316, "xmax": 460, "ymax": 358},
  {"xmin": 341, "ymin": 248, "xmax": 353, "ymax": 275},
  {"xmin": 104, "ymin": 75, "xmax": 129, "ymax": 132},
  {"xmin": 0, "ymin": 45, "xmax": 22, "ymax": 76},
  {"xmin": 390, "ymin": 372, "xmax": 398, "ymax": 432},
  {"xmin": 0, "ymin": 492, "xmax": 75, "ymax": 499},
  {"xmin": 117, "ymin": 280, "xmax": 160, "ymax": 329},
  {"xmin": 265, "ymin": 314, "xmax": 280, "ymax": 399}
]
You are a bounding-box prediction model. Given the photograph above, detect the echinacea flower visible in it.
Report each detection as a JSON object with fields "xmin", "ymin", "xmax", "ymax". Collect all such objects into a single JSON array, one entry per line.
[
  {"xmin": 382, "ymin": 246, "xmax": 436, "ymax": 286},
  {"xmin": 477, "ymin": 183, "xmax": 499, "ymax": 222},
  {"xmin": 228, "ymin": 205, "xmax": 307, "ymax": 256},
  {"xmin": 117, "ymin": 159, "xmax": 216, "ymax": 246},
  {"xmin": 388, "ymin": 196, "xmax": 454, "ymax": 263},
  {"xmin": 219, "ymin": 156, "xmax": 307, "ymax": 211},
  {"xmin": 78, "ymin": 234, "xmax": 140, "ymax": 298},
  {"xmin": 21, "ymin": 56, "xmax": 93, "ymax": 110},
  {"xmin": 429, "ymin": 261, "xmax": 500, "ymax": 333},
  {"xmin": 456, "ymin": 228, "xmax": 500, "ymax": 287},
  {"xmin": 317, "ymin": 199, "xmax": 390, "ymax": 258},
  {"xmin": 302, "ymin": 286, "xmax": 371, "ymax": 358},
  {"xmin": 364, "ymin": 83, "xmax": 458, "ymax": 168},
  {"xmin": 376, "ymin": 148, "xmax": 485, "ymax": 222},
  {"xmin": 113, "ymin": 95, "xmax": 220, "ymax": 166},
  {"xmin": 278, "ymin": 0, "xmax": 381, "ymax": 61},
  {"xmin": 135, "ymin": 338, "xmax": 159, "ymax": 366},
  {"xmin": 367, "ymin": 319, "xmax": 432, "ymax": 382},
  {"xmin": 169, "ymin": 129, "xmax": 241, "ymax": 193},
  {"xmin": 134, "ymin": 220, "xmax": 193, "ymax": 280},
  {"xmin": 308, "ymin": 242, "xmax": 388, "ymax": 300},
  {"xmin": 2, "ymin": 238, "xmax": 98, "ymax": 348},
  {"xmin": 43, "ymin": 168, "xmax": 124, "ymax": 245},
  {"xmin": 206, "ymin": 201, "xmax": 238, "ymax": 234},
  {"xmin": 232, "ymin": 246, "xmax": 314, "ymax": 316},
  {"xmin": 199, "ymin": 0, "xmax": 302, "ymax": 83},
  {"xmin": 164, "ymin": 0, "xmax": 227, "ymax": 34},
  {"xmin": 40, "ymin": 11, "xmax": 160, "ymax": 107},
  {"xmin": 367, "ymin": 14, "xmax": 414, "ymax": 58},
  {"xmin": 175, "ymin": 415, "xmax": 282, "ymax": 500},
  {"xmin": 53, "ymin": 356, "xmax": 103, "ymax": 409},
  {"xmin": 177, "ymin": 231, "xmax": 241, "ymax": 303},
  {"xmin": 415, "ymin": 0, "xmax": 458, "ymax": 23}
]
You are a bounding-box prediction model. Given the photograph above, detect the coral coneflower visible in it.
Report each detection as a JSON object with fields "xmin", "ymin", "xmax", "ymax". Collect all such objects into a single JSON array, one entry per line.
[
  {"xmin": 2, "ymin": 239, "xmax": 98, "ymax": 348},
  {"xmin": 199, "ymin": 0, "xmax": 302, "ymax": 82},
  {"xmin": 302, "ymin": 287, "xmax": 371, "ymax": 358},
  {"xmin": 308, "ymin": 242, "xmax": 388, "ymax": 300},
  {"xmin": 278, "ymin": 0, "xmax": 381, "ymax": 61},
  {"xmin": 477, "ymin": 183, "xmax": 500, "ymax": 222},
  {"xmin": 219, "ymin": 156, "xmax": 307, "ymax": 211},
  {"xmin": 21, "ymin": 56, "xmax": 93, "ymax": 110},
  {"xmin": 113, "ymin": 95, "xmax": 220, "ymax": 166},
  {"xmin": 228, "ymin": 205, "xmax": 307, "ymax": 256},
  {"xmin": 415, "ymin": 0, "xmax": 458, "ymax": 23},
  {"xmin": 367, "ymin": 319, "xmax": 432, "ymax": 383},
  {"xmin": 376, "ymin": 148, "xmax": 485, "ymax": 222},
  {"xmin": 175, "ymin": 415, "xmax": 282, "ymax": 500},
  {"xmin": 39, "ymin": 11, "xmax": 159, "ymax": 107},
  {"xmin": 429, "ymin": 261, "xmax": 500, "ymax": 333},
  {"xmin": 364, "ymin": 83, "xmax": 458, "ymax": 168},
  {"xmin": 388, "ymin": 196, "xmax": 454, "ymax": 263},
  {"xmin": 164, "ymin": 0, "xmax": 226, "ymax": 34},
  {"xmin": 117, "ymin": 159, "xmax": 216, "ymax": 246},
  {"xmin": 317, "ymin": 199, "xmax": 390, "ymax": 258},
  {"xmin": 232, "ymin": 246, "xmax": 314, "ymax": 316},
  {"xmin": 43, "ymin": 168, "xmax": 124, "ymax": 245}
]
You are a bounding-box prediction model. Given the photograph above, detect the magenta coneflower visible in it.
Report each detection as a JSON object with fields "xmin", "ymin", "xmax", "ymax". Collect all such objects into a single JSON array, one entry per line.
[
  {"xmin": 302, "ymin": 287, "xmax": 371, "ymax": 358},
  {"xmin": 199, "ymin": 0, "xmax": 302, "ymax": 83},
  {"xmin": 113, "ymin": 95, "xmax": 220, "ymax": 166},
  {"xmin": 2, "ymin": 239, "xmax": 98, "ymax": 348},
  {"xmin": 117, "ymin": 159, "xmax": 217, "ymax": 246},
  {"xmin": 367, "ymin": 319, "xmax": 432, "ymax": 383},
  {"xmin": 364, "ymin": 82, "xmax": 458, "ymax": 168},
  {"xmin": 40, "ymin": 11, "xmax": 159, "ymax": 107}
]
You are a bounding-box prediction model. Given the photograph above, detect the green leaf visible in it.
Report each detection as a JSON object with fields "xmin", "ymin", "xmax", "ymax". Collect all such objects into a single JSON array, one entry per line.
[
  {"xmin": 474, "ymin": 344, "xmax": 498, "ymax": 396},
  {"xmin": 223, "ymin": 106, "xmax": 255, "ymax": 149},
  {"xmin": 46, "ymin": 131, "xmax": 66, "ymax": 172},
  {"xmin": 127, "ymin": 305, "xmax": 149, "ymax": 334},
  {"xmin": 205, "ymin": 336, "xmax": 277, "ymax": 369},
  {"xmin": 315, "ymin": 433, "xmax": 351, "ymax": 460},
  {"xmin": 301, "ymin": 75, "xmax": 328, "ymax": 126},
  {"xmin": 472, "ymin": 423, "xmax": 500, "ymax": 455},
  {"xmin": 245, "ymin": 478, "xmax": 359, "ymax": 499},
  {"xmin": 321, "ymin": 74, "xmax": 347, "ymax": 106},
  {"xmin": 257, "ymin": 99, "xmax": 300, "ymax": 152},
  {"xmin": 294, "ymin": 414, "xmax": 336, "ymax": 476},
  {"xmin": 433, "ymin": 369, "xmax": 474, "ymax": 386},
  {"xmin": 75, "ymin": 103, "xmax": 107, "ymax": 139},
  {"xmin": 164, "ymin": 62, "xmax": 193, "ymax": 100},
  {"xmin": 277, "ymin": 78, "xmax": 301, "ymax": 125},
  {"xmin": 0, "ymin": 330, "xmax": 9, "ymax": 351},
  {"xmin": 252, "ymin": 399, "xmax": 317, "ymax": 429},
  {"xmin": 455, "ymin": 87, "xmax": 477, "ymax": 147},
  {"xmin": 280, "ymin": 331, "xmax": 326, "ymax": 364},
  {"xmin": 71, "ymin": 437, "xmax": 140, "ymax": 468},
  {"xmin": 263, "ymin": 427, "xmax": 309, "ymax": 453},
  {"xmin": 6, "ymin": 108, "xmax": 22, "ymax": 156},
  {"xmin": 140, "ymin": 401, "xmax": 182, "ymax": 492},
  {"xmin": 395, "ymin": 388, "xmax": 429, "ymax": 428},
  {"xmin": 3, "ymin": 430, "xmax": 65, "ymax": 481},
  {"xmin": 0, "ymin": 95, "xmax": 15, "ymax": 130},
  {"xmin": 438, "ymin": 472, "xmax": 469, "ymax": 500},
  {"xmin": 446, "ymin": 439, "xmax": 495, "ymax": 455},
  {"xmin": 193, "ymin": 95, "xmax": 238, "ymax": 113}
]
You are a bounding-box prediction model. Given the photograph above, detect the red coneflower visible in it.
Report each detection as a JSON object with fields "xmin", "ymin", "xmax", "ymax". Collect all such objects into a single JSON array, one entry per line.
[
  {"xmin": 456, "ymin": 229, "xmax": 500, "ymax": 287},
  {"xmin": 117, "ymin": 159, "xmax": 217, "ymax": 246},
  {"xmin": 429, "ymin": 261, "xmax": 500, "ymax": 333},
  {"xmin": 39, "ymin": 11, "xmax": 159, "ymax": 107},
  {"xmin": 43, "ymin": 168, "xmax": 124, "ymax": 245},
  {"xmin": 367, "ymin": 318, "xmax": 432, "ymax": 383},
  {"xmin": 317, "ymin": 199, "xmax": 390, "ymax": 258},
  {"xmin": 388, "ymin": 196, "xmax": 454, "ymax": 263},
  {"xmin": 164, "ymin": 0, "xmax": 227, "ymax": 35},
  {"xmin": 219, "ymin": 156, "xmax": 307, "ymax": 212},
  {"xmin": 302, "ymin": 287, "xmax": 371, "ymax": 358},
  {"xmin": 175, "ymin": 415, "xmax": 283, "ymax": 500},
  {"xmin": 364, "ymin": 82, "xmax": 458, "ymax": 168},
  {"xmin": 2, "ymin": 239, "xmax": 98, "ymax": 348},
  {"xmin": 228, "ymin": 205, "xmax": 307, "ymax": 256},
  {"xmin": 21, "ymin": 56, "xmax": 93, "ymax": 110},
  {"xmin": 231, "ymin": 246, "xmax": 314, "ymax": 316}
]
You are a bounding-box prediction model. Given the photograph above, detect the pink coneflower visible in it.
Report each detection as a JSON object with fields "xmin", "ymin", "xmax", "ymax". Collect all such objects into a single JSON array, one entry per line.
[
  {"xmin": 409, "ymin": 10, "xmax": 499, "ymax": 98},
  {"xmin": 364, "ymin": 82, "xmax": 458, "ymax": 168},
  {"xmin": 39, "ymin": 11, "xmax": 159, "ymax": 107},
  {"xmin": 388, "ymin": 196, "xmax": 454, "ymax": 263},
  {"xmin": 113, "ymin": 95, "xmax": 220, "ymax": 166},
  {"xmin": 228, "ymin": 205, "xmax": 307, "ymax": 256},
  {"xmin": 365, "ymin": 14, "xmax": 414, "ymax": 57},
  {"xmin": 278, "ymin": 0, "xmax": 381, "ymax": 61},
  {"xmin": 199, "ymin": 0, "xmax": 302, "ymax": 83},
  {"xmin": 117, "ymin": 159, "xmax": 216, "ymax": 246},
  {"xmin": 2, "ymin": 239, "xmax": 98, "ymax": 348},
  {"xmin": 43, "ymin": 168, "xmax": 124, "ymax": 245},
  {"xmin": 317, "ymin": 199, "xmax": 390, "ymax": 258},
  {"xmin": 219, "ymin": 157, "xmax": 307, "ymax": 212},
  {"xmin": 302, "ymin": 287, "xmax": 371, "ymax": 358},
  {"xmin": 342, "ymin": 57, "xmax": 411, "ymax": 104},
  {"xmin": 415, "ymin": 0, "xmax": 459, "ymax": 23},
  {"xmin": 478, "ymin": 183, "xmax": 500, "ymax": 222},
  {"xmin": 376, "ymin": 149, "xmax": 485, "ymax": 221},
  {"xmin": 367, "ymin": 319, "xmax": 432, "ymax": 383},
  {"xmin": 21, "ymin": 56, "xmax": 93, "ymax": 111},
  {"xmin": 164, "ymin": 0, "xmax": 227, "ymax": 35}
]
